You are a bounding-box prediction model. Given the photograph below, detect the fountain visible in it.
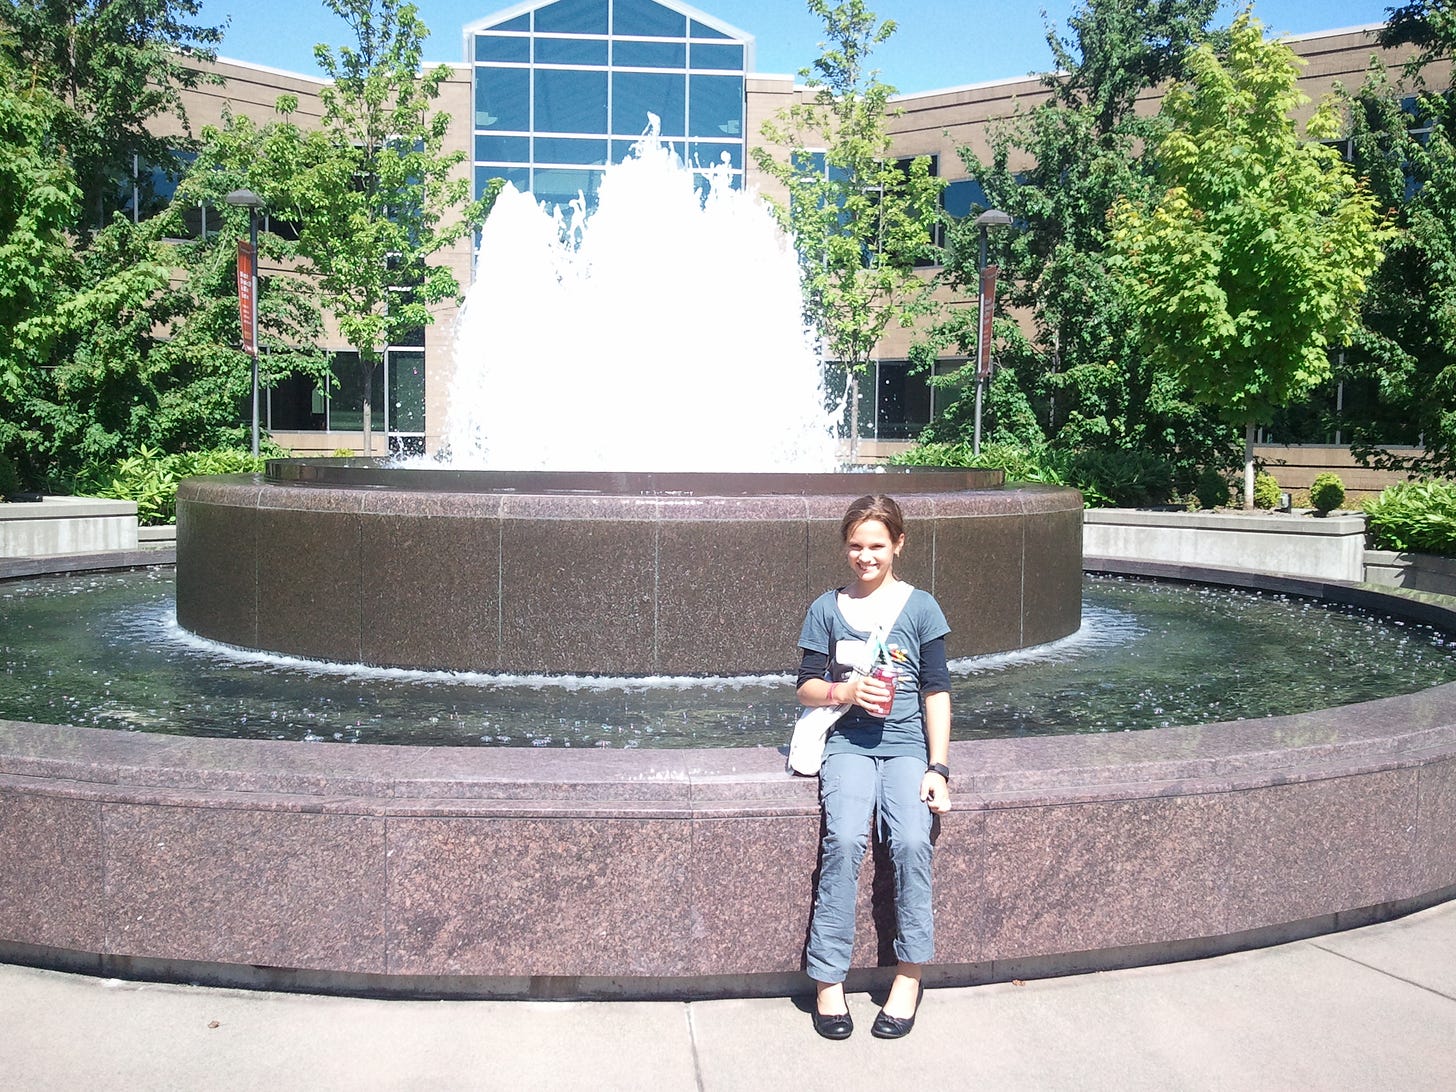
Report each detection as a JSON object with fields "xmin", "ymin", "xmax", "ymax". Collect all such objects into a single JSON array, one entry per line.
[
  {"xmin": 2, "ymin": 135, "xmax": 1452, "ymax": 1000},
  {"xmin": 175, "ymin": 135, "xmax": 1084, "ymax": 675}
]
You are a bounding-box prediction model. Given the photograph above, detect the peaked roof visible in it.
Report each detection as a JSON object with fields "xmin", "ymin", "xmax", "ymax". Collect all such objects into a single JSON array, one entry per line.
[{"xmin": 463, "ymin": 0, "xmax": 754, "ymax": 52}]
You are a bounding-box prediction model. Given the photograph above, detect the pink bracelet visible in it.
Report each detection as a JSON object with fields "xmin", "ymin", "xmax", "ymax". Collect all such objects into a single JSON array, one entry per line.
[{"xmin": 829, "ymin": 682, "xmax": 840, "ymax": 705}]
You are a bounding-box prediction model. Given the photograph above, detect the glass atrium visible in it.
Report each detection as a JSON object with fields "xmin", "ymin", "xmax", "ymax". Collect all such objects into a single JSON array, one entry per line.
[{"xmin": 467, "ymin": 0, "xmax": 752, "ymax": 213}]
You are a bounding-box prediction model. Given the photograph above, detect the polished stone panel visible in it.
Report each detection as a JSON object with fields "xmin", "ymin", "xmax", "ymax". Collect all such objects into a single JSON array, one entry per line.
[
  {"xmin": 1022, "ymin": 504, "xmax": 1085, "ymax": 647},
  {"xmin": 656, "ymin": 498, "xmax": 808, "ymax": 675},
  {"xmin": 931, "ymin": 513, "xmax": 1025, "ymax": 657},
  {"xmin": 174, "ymin": 478, "xmax": 261, "ymax": 648},
  {"xmin": 500, "ymin": 501, "xmax": 657, "ymax": 675},
  {"xmin": 102, "ymin": 803, "xmax": 388, "ymax": 973},
  {"xmin": 360, "ymin": 492, "xmax": 504, "ymax": 671},
  {"xmin": 685, "ymin": 815, "xmax": 819, "ymax": 975},
  {"xmin": 0, "ymin": 790, "xmax": 104, "ymax": 951},
  {"xmin": 974, "ymin": 793, "xmax": 1228, "ymax": 959},
  {"xmin": 255, "ymin": 487, "xmax": 366, "ymax": 664},
  {"xmin": 386, "ymin": 815, "xmax": 692, "ymax": 976}
]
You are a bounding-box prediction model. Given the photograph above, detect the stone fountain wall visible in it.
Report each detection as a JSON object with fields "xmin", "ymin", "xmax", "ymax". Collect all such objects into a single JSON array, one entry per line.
[{"xmin": 175, "ymin": 474, "xmax": 1084, "ymax": 676}]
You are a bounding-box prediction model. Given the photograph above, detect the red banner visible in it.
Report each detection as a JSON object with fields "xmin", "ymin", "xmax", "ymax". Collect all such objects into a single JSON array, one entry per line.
[
  {"xmin": 236, "ymin": 240, "xmax": 256, "ymax": 356},
  {"xmin": 977, "ymin": 263, "xmax": 998, "ymax": 380}
]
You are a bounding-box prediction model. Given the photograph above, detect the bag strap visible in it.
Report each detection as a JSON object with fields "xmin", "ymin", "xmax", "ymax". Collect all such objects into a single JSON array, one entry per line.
[{"xmin": 866, "ymin": 581, "xmax": 916, "ymax": 661}]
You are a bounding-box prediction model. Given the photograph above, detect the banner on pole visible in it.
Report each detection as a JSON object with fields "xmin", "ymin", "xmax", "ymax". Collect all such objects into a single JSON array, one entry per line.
[
  {"xmin": 977, "ymin": 263, "xmax": 998, "ymax": 380},
  {"xmin": 236, "ymin": 240, "xmax": 256, "ymax": 356}
]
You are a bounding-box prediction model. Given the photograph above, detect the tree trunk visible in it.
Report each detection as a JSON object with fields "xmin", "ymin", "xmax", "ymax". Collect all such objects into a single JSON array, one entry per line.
[
  {"xmin": 1243, "ymin": 423, "xmax": 1256, "ymax": 510},
  {"xmin": 848, "ymin": 370, "xmax": 860, "ymax": 463},
  {"xmin": 362, "ymin": 361, "xmax": 374, "ymax": 457}
]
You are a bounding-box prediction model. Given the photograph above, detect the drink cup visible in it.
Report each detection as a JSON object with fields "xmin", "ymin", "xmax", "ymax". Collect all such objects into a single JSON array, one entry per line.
[{"xmin": 869, "ymin": 664, "xmax": 897, "ymax": 716}]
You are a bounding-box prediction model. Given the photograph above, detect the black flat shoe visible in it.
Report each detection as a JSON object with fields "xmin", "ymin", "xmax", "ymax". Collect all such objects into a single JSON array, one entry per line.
[
  {"xmin": 812, "ymin": 1009, "xmax": 854, "ymax": 1040},
  {"xmin": 871, "ymin": 1008, "xmax": 916, "ymax": 1039}
]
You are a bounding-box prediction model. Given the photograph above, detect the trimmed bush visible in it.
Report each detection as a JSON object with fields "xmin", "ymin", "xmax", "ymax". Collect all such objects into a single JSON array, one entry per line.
[
  {"xmin": 1193, "ymin": 466, "xmax": 1230, "ymax": 509},
  {"xmin": 1309, "ymin": 471, "xmax": 1346, "ymax": 514},
  {"xmin": 1065, "ymin": 448, "xmax": 1175, "ymax": 508},
  {"xmin": 1253, "ymin": 471, "xmax": 1281, "ymax": 509},
  {"xmin": 1364, "ymin": 479, "xmax": 1456, "ymax": 557},
  {"xmin": 888, "ymin": 440, "xmax": 1069, "ymax": 486}
]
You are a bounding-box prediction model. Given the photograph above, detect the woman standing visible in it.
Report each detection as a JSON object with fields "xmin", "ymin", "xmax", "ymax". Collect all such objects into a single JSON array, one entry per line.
[{"xmin": 796, "ymin": 494, "xmax": 952, "ymax": 1041}]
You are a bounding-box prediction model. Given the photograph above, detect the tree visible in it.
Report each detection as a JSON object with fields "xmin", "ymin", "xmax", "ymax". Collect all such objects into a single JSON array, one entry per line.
[
  {"xmin": 751, "ymin": 0, "xmax": 943, "ymax": 455},
  {"xmin": 0, "ymin": 0, "xmax": 222, "ymax": 234},
  {"xmin": 0, "ymin": 0, "xmax": 243, "ymax": 488},
  {"xmin": 932, "ymin": 0, "xmax": 1232, "ymax": 486},
  {"xmin": 1110, "ymin": 14, "xmax": 1387, "ymax": 507},
  {"xmin": 1381, "ymin": 1, "xmax": 1456, "ymax": 75},
  {"xmin": 1339, "ymin": 64, "xmax": 1456, "ymax": 474},
  {"xmin": 245, "ymin": 0, "xmax": 484, "ymax": 455}
]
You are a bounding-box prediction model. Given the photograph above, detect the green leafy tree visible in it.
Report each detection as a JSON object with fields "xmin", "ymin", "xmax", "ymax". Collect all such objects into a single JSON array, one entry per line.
[
  {"xmin": 0, "ymin": 0, "xmax": 222, "ymax": 233},
  {"xmin": 1111, "ymin": 14, "xmax": 1387, "ymax": 507},
  {"xmin": 1381, "ymin": 1, "xmax": 1456, "ymax": 75},
  {"xmin": 1339, "ymin": 66, "xmax": 1456, "ymax": 474},
  {"xmin": 0, "ymin": 0, "xmax": 241, "ymax": 488},
  {"xmin": 931, "ymin": 0, "xmax": 1232, "ymax": 486},
  {"xmin": 752, "ymin": 0, "xmax": 944, "ymax": 455},
  {"xmin": 239, "ymin": 0, "xmax": 484, "ymax": 455}
]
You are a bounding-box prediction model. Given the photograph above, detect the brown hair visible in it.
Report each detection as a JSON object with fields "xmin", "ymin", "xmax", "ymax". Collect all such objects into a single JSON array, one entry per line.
[{"xmin": 840, "ymin": 494, "xmax": 906, "ymax": 543}]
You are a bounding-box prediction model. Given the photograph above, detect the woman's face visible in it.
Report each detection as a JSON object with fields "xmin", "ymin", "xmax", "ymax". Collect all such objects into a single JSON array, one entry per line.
[{"xmin": 844, "ymin": 518, "xmax": 903, "ymax": 587}]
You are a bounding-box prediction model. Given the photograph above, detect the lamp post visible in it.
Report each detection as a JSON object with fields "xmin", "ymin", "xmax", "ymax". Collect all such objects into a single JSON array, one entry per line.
[
  {"xmin": 225, "ymin": 188, "xmax": 265, "ymax": 457},
  {"xmin": 972, "ymin": 208, "xmax": 1012, "ymax": 457}
]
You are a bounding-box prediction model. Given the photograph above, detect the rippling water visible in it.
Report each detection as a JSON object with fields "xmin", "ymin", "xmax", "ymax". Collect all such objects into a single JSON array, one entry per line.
[{"xmin": 1, "ymin": 570, "xmax": 1453, "ymax": 748}]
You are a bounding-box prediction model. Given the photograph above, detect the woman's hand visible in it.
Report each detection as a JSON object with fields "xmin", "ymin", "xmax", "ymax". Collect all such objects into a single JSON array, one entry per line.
[
  {"xmin": 847, "ymin": 674, "xmax": 894, "ymax": 717},
  {"xmin": 921, "ymin": 771, "xmax": 951, "ymax": 814}
]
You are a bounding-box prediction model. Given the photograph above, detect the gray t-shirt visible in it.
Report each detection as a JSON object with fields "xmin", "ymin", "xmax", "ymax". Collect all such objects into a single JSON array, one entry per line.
[{"xmin": 797, "ymin": 586, "xmax": 951, "ymax": 760}]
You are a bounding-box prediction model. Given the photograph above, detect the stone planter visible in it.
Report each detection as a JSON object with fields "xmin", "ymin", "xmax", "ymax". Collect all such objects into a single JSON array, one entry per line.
[
  {"xmin": 1365, "ymin": 550, "xmax": 1456, "ymax": 597},
  {"xmin": 1084, "ymin": 508, "xmax": 1367, "ymax": 581}
]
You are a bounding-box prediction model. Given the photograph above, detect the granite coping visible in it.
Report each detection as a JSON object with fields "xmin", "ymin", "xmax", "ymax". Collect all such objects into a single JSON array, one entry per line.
[{"xmin": 2, "ymin": 675, "xmax": 1454, "ymax": 816}]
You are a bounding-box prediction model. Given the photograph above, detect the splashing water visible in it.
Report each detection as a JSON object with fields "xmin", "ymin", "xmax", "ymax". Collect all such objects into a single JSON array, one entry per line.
[{"xmin": 442, "ymin": 125, "xmax": 840, "ymax": 472}]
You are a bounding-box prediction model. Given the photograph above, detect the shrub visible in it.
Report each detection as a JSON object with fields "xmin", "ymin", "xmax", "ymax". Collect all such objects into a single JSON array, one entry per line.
[
  {"xmin": 888, "ymin": 440, "xmax": 1069, "ymax": 487},
  {"xmin": 1193, "ymin": 466, "xmax": 1230, "ymax": 509},
  {"xmin": 1364, "ymin": 479, "xmax": 1456, "ymax": 557},
  {"xmin": 0, "ymin": 452, "xmax": 20, "ymax": 501},
  {"xmin": 1253, "ymin": 471, "xmax": 1281, "ymax": 510},
  {"xmin": 1065, "ymin": 449, "xmax": 1174, "ymax": 508},
  {"xmin": 1309, "ymin": 472, "xmax": 1346, "ymax": 514},
  {"xmin": 77, "ymin": 445, "xmax": 270, "ymax": 525}
]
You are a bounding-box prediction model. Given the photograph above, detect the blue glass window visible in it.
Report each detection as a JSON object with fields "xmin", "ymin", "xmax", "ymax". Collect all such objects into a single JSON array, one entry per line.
[
  {"xmin": 475, "ymin": 67, "xmax": 529, "ymax": 130},
  {"xmin": 613, "ymin": 39, "xmax": 685, "ymax": 68},
  {"xmin": 689, "ymin": 141, "xmax": 741, "ymax": 170},
  {"xmin": 690, "ymin": 19, "xmax": 730, "ymax": 40},
  {"xmin": 475, "ymin": 165, "xmax": 530, "ymax": 198},
  {"xmin": 535, "ymin": 68, "xmax": 608, "ymax": 133},
  {"xmin": 690, "ymin": 43, "xmax": 743, "ymax": 71},
  {"xmin": 534, "ymin": 167, "xmax": 605, "ymax": 215},
  {"xmin": 942, "ymin": 179, "xmax": 987, "ymax": 219},
  {"xmin": 488, "ymin": 13, "xmax": 531, "ymax": 33},
  {"xmin": 534, "ymin": 136, "xmax": 609, "ymax": 165},
  {"xmin": 535, "ymin": 0, "xmax": 607, "ymax": 34},
  {"xmin": 476, "ymin": 134, "xmax": 529, "ymax": 162},
  {"xmin": 613, "ymin": 71, "xmax": 685, "ymax": 137},
  {"xmin": 688, "ymin": 75, "xmax": 742, "ymax": 138},
  {"xmin": 536, "ymin": 37, "xmax": 608, "ymax": 66},
  {"xmin": 611, "ymin": 138, "xmax": 644, "ymax": 162},
  {"xmin": 614, "ymin": 0, "xmax": 685, "ymax": 37},
  {"xmin": 475, "ymin": 35, "xmax": 530, "ymax": 63}
]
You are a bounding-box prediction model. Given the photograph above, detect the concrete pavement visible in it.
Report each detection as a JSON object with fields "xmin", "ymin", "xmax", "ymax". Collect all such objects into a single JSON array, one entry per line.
[{"xmin": 2, "ymin": 900, "xmax": 1454, "ymax": 1091}]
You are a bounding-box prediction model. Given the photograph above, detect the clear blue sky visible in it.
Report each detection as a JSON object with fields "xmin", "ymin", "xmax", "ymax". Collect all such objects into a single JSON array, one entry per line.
[{"xmin": 199, "ymin": 1, "xmax": 1399, "ymax": 95}]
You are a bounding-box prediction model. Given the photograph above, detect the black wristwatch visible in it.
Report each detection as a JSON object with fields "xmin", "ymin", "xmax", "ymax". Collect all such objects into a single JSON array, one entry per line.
[{"xmin": 927, "ymin": 762, "xmax": 950, "ymax": 783}]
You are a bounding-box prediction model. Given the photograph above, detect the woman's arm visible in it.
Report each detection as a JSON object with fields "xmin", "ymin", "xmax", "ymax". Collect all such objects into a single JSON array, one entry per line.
[{"xmin": 920, "ymin": 690, "xmax": 951, "ymax": 813}]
